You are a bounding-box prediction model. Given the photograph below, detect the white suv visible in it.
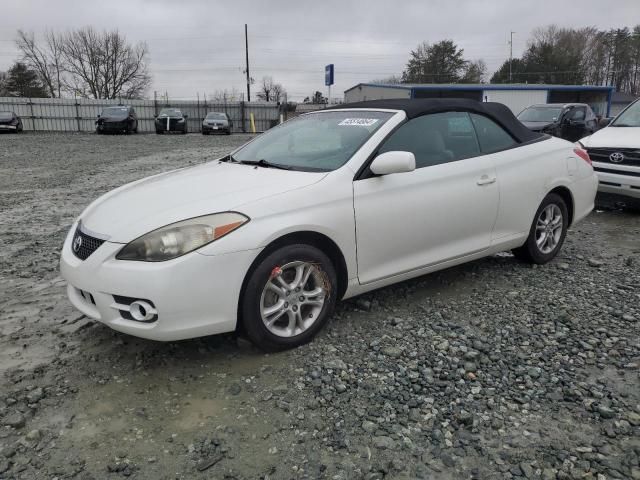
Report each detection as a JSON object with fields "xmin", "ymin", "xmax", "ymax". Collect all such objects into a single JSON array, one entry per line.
[{"xmin": 580, "ymin": 99, "xmax": 640, "ymax": 207}]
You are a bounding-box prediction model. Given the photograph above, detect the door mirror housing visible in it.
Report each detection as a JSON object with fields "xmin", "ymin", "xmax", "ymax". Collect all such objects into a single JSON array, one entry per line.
[
  {"xmin": 183, "ymin": 114, "xmax": 188, "ymax": 119},
  {"xmin": 598, "ymin": 117, "xmax": 612, "ymax": 128},
  {"xmin": 370, "ymin": 151, "xmax": 416, "ymax": 176}
]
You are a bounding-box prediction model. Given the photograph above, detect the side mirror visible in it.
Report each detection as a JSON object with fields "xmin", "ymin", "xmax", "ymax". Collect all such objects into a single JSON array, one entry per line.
[
  {"xmin": 598, "ymin": 117, "xmax": 612, "ymax": 128},
  {"xmin": 370, "ymin": 151, "xmax": 416, "ymax": 176},
  {"xmin": 97, "ymin": 114, "xmax": 101, "ymax": 118},
  {"xmin": 184, "ymin": 114, "xmax": 189, "ymax": 119}
]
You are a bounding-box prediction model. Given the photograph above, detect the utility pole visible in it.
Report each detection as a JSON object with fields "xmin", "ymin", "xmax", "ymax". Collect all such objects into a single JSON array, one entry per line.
[
  {"xmin": 509, "ymin": 31, "xmax": 515, "ymax": 83},
  {"xmin": 245, "ymin": 24, "xmax": 251, "ymax": 102}
]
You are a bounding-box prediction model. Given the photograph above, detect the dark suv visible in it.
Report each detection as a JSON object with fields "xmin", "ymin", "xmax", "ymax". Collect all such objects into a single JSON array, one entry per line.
[
  {"xmin": 517, "ymin": 103, "xmax": 597, "ymax": 142},
  {"xmin": 96, "ymin": 106, "xmax": 138, "ymax": 134}
]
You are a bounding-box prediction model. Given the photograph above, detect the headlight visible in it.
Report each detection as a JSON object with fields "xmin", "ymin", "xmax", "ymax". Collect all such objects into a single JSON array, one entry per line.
[{"xmin": 116, "ymin": 212, "xmax": 249, "ymax": 262}]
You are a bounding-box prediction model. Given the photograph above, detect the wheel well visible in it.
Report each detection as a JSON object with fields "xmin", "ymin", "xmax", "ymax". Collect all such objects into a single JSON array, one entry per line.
[
  {"xmin": 549, "ymin": 186, "xmax": 574, "ymax": 225},
  {"xmin": 236, "ymin": 231, "xmax": 349, "ymax": 330}
]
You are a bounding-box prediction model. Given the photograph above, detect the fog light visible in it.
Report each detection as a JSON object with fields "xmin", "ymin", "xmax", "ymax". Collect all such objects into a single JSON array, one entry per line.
[{"xmin": 129, "ymin": 300, "xmax": 156, "ymax": 322}]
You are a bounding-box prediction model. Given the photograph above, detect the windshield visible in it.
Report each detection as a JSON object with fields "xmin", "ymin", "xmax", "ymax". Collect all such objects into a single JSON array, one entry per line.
[
  {"xmin": 611, "ymin": 100, "xmax": 640, "ymax": 127},
  {"xmin": 159, "ymin": 108, "xmax": 182, "ymax": 117},
  {"xmin": 517, "ymin": 106, "xmax": 563, "ymax": 123},
  {"xmin": 0, "ymin": 111, "xmax": 14, "ymax": 119},
  {"xmin": 206, "ymin": 113, "xmax": 227, "ymax": 120},
  {"xmin": 101, "ymin": 107, "xmax": 128, "ymax": 115},
  {"xmin": 232, "ymin": 110, "xmax": 394, "ymax": 172}
]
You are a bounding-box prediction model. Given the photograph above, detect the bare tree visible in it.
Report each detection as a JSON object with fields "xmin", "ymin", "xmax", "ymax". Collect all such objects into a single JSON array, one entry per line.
[
  {"xmin": 271, "ymin": 82, "xmax": 286, "ymax": 103},
  {"xmin": 16, "ymin": 30, "xmax": 64, "ymax": 97},
  {"xmin": 256, "ymin": 76, "xmax": 286, "ymax": 103},
  {"xmin": 256, "ymin": 76, "xmax": 275, "ymax": 102},
  {"xmin": 209, "ymin": 88, "xmax": 241, "ymax": 103},
  {"xmin": 60, "ymin": 27, "xmax": 151, "ymax": 99}
]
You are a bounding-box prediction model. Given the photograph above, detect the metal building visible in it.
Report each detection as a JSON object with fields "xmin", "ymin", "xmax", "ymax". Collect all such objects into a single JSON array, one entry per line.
[{"xmin": 344, "ymin": 83, "xmax": 615, "ymax": 117}]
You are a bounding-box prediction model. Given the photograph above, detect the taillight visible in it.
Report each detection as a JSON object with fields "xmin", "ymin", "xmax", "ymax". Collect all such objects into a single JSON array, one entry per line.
[{"xmin": 573, "ymin": 146, "xmax": 591, "ymax": 166}]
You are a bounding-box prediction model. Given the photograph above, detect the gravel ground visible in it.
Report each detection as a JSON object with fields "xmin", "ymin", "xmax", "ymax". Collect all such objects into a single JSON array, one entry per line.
[{"xmin": 0, "ymin": 132, "xmax": 639, "ymax": 480}]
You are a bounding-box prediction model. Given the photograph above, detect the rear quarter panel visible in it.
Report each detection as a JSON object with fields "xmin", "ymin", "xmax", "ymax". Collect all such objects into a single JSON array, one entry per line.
[{"xmin": 491, "ymin": 137, "xmax": 576, "ymax": 240}]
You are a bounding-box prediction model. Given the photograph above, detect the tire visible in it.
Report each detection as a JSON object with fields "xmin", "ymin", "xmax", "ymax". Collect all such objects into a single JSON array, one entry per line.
[
  {"xmin": 155, "ymin": 129, "xmax": 163, "ymax": 134},
  {"xmin": 226, "ymin": 129, "xmax": 231, "ymax": 135},
  {"xmin": 241, "ymin": 244, "xmax": 338, "ymax": 351},
  {"xmin": 512, "ymin": 193, "xmax": 569, "ymax": 264}
]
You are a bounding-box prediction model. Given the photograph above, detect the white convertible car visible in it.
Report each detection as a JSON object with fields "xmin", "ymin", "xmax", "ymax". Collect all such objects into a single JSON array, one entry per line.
[{"xmin": 60, "ymin": 99, "xmax": 597, "ymax": 350}]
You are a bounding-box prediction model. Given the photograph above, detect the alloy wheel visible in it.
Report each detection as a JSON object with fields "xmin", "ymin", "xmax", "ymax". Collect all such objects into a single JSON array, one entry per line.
[
  {"xmin": 535, "ymin": 203, "xmax": 563, "ymax": 254},
  {"xmin": 259, "ymin": 261, "xmax": 327, "ymax": 338}
]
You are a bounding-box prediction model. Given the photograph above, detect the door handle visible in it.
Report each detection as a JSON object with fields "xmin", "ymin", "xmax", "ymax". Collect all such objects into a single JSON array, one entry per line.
[{"xmin": 477, "ymin": 174, "xmax": 496, "ymax": 186}]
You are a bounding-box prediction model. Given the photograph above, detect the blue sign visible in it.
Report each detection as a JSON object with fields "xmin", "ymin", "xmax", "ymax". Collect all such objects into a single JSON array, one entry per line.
[{"xmin": 325, "ymin": 64, "xmax": 334, "ymax": 86}]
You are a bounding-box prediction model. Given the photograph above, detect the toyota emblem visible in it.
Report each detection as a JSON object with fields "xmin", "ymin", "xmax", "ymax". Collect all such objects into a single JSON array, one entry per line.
[
  {"xmin": 73, "ymin": 235, "xmax": 83, "ymax": 252},
  {"xmin": 609, "ymin": 152, "xmax": 625, "ymax": 163}
]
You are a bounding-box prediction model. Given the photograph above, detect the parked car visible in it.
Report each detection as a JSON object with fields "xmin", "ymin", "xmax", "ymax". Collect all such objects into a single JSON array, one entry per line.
[
  {"xmin": 202, "ymin": 112, "xmax": 232, "ymax": 135},
  {"xmin": 60, "ymin": 98, "xmax": 597, "ymax": 350},
  {"xmin": 0, "ymin": 111, "xmax": 23, "ymax": 133},
  {"xmin": 517, "ymin": 103, "xmax": 597, "ymax": 141},
  {"xmin": 579, "ymin": 98, "xmax": 640, "ymax": 208},
  {"xmin": 95, "ymin": 106, "xmax": 138, "ymax": 134},
  {"xmin": 155, "ymin": 108, "xmax": 188, "ymax": 134}
]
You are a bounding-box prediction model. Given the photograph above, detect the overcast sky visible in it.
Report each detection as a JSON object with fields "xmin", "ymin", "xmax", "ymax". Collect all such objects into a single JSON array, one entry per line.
[{"xmin": 1, "ymin": 0, "xmax": 639, "ymax": 101}]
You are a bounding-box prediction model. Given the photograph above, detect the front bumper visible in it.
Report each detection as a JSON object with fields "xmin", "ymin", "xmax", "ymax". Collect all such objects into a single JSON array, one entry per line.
[
  {"xmin": 202, "ymin": 124, "xmax": 230, "ymax": 133},
  {"xmin": 593, "ymin": 162, "xmax": 640, "ymax": 200},
  {"xmin": 155, "ymin": 120, "xmax": 186, "ymax": 132},
  {"xmin": 97, "ymin": 122, "xmax": 128, "ymax": 132},
  {"xmin": 0, "ymin": 124, "xmax": 17, "ymax": 130},
  {"xmin": 59, "ymin": 222, "xmax": 261, "ymax": 341}
]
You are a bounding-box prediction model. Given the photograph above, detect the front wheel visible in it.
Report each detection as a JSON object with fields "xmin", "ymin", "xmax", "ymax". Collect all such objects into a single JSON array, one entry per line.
[
  {"xmin": 241, "ymin": 244, "xmax": 337, "ymax": 351},
  {"xmin": 512, "ymin": 193, "xmax": 568, "ymax": 264}
]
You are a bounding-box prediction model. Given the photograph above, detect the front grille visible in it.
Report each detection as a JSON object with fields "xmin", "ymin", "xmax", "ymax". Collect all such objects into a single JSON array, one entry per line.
[
  {"xmin": 72, "ymin": 228, "xmax": 105, "ymax": 260},
  {"xmin": 587, "ymin": 148, "xmax": 640, "ymax": 167},
  {"xmin": 593, "ymin": 166, "xmax": 640, "ymax": 178}
]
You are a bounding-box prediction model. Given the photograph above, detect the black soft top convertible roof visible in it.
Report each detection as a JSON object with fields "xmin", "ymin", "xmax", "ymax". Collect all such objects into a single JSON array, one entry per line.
[{"xmin": 328, "ymin": 98, "xmax": 543, "ymax": 143}]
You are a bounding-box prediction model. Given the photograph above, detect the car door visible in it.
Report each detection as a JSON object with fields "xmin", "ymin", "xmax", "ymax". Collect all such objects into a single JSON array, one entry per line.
[
  {"xmin": 562, "ymin": 106, "xmax": 587, "ymax": 141},
  {"xmin": 353, "ymin": 111, "xmax": 500, "ymax": 285}
]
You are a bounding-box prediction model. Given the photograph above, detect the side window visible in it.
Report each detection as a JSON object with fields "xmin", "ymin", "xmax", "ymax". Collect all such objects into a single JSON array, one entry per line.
[
  {"xmin": 377, "ymin": 112, "xmax": 480, "ymax": 169},
  {"xmin": 469, "ymin": 113, "xmax": 517, "ymax": 153},
  {"xmin": 569, "ymin": 107, "xmax": 585, "ymax": 121}
]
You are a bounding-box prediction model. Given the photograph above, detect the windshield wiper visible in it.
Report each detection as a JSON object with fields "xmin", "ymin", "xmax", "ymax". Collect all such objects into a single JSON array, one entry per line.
[{"xmin": 238, "ymin": 159, "xmax": 292, "ymax": 170}]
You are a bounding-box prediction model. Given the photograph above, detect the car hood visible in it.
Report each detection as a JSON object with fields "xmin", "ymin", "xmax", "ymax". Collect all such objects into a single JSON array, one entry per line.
[
  {"xmin": 520, "ymin": 120, "xmax": 555, "ymax": 131},
  {"xmin": 580, "ymin": 126, "xmax": 640, "ymax": 148},
  {"xmin": 81, "ymin": 161, "xmax": 327, "ymax": 243}
]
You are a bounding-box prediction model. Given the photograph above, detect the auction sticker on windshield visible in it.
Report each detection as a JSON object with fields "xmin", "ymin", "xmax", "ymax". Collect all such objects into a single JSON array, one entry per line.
[{"xmin": 338, "ymin": 118, "xmax": 379, "ymax": 127}]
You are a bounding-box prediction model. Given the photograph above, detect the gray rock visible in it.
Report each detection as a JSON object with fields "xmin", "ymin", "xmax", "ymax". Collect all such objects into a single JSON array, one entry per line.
[
  {"xmin": 372, "ymin": 436, "xmax": 395, "ymax": 450},
  {"xmin": 26, "ymin": 387, "xmax": 44, "ymax": 404},
  {"xmin": 362, "ymin": 421, "xmax": 377, "ymax": 433},
  {"xmin": 588, "ymin": 258, "xmax": 604, "ymax": 267},
  {"xmin": 596, "ymin": 405, "xmax": 615, "ymax": 419},
  {"xmin": 227, "ymin": 383, "xmax": 242, "ymax": 396},
  {"xmin": 382, "ymin": 346, "xmax": 402, "ymax": 358},
  {"xmin": 527, "ymin": 367, "xmax": 542, "ymax": 379},
  {"xmin": 325, "ymin": 359, "xmax": 347, "ymax": 371},
  {"xmin": 4, "ymin": 412, "xmax": 25, "ymax": 429}
]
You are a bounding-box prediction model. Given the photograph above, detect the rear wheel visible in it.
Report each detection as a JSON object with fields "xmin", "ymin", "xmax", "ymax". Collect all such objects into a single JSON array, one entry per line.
[
  {"xmin": 512, "ymin": 193, "xmax": 568, "ymax": 264},
  {"xmin": 241, "ymin": 244, "xmax": 337, "ymax": 351}
]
